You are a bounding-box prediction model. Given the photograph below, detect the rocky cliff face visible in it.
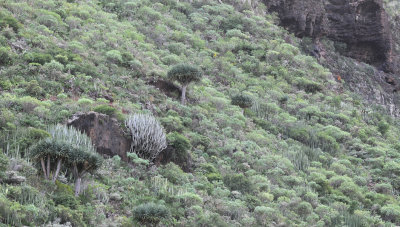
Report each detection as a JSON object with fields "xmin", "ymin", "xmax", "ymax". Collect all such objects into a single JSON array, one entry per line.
[{"xmin": 265, "ymin": 0, "xmax": 394, "ymax": 72}]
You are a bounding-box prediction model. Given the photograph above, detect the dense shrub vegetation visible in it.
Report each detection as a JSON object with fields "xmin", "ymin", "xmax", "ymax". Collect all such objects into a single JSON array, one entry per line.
[{"xmin": 0, "ymin": 0, "xmax": 400, "ymax": 226}]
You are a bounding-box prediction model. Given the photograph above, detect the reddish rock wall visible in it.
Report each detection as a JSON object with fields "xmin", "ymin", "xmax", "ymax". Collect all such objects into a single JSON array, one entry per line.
[{"xmin": 67, "ymin": 111, "xmax": 131, "ymax": 161}]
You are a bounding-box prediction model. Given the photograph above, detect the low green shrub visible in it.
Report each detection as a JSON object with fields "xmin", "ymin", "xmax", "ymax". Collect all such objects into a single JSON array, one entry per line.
[
  {"xmin": 53, "ymin": 181, "xmax": 79, "ymax": 209},
  {"xmin": 0, "ymin": 47, "xmax": 13, "ymax": 66},
  {"xmin": 381, "ymin": 204, "xmax": 400, "ymax": 224},
  {"xmin": 166, "ymin": 132, "xmax": 191, "ymax": 166},
  {"xmin": 0, "ymin": 78, "xmax": 12, "ymax": 90},
  {"xmin": 159, "ymin": 163, "xmax": 188, "ymax": 185},
  {"xmin": 106, "ymin": 50, "xmax": 123, "ymax": 64},
  {"xmin": 0, "ymin": 11, "xmax": 22, "ymax": 32},
  {"xmin": 17, "ymin": 127, "xmax": 50, "ymax": 151},
  {"xmin": 0, "ymin": 108, "xmax": 15, "ymax": 130},
  {"xmin": 24, "ymin": 52, "xmax": 52, "ymax": 65},
  {"xmin": 294, "ymin": 77, "xmax": 322, "ymax": 93},
  {"xmin": 377, "ymin": 120, "xmax": 389, "ymax": 135},
  {"xmin": 132, "ymin": 202, "xmax": 170, "ymax": 226},
  {"xmin": 0, "ymin": 150, "xmax": 8, "ymax": 180},
  {"xmin": 93, "ymin": 104, "xmax": 116, "ymax": 116},
  {"xmin": 56, "ymin": 205, "xmax": 86, "ymax": 227},
  {"xmin": 77, "ymin": 98, "xmax": 94, "ymax": 106},
  {"xmin": 223, "ymin": 173, "xmax": 253, "ymax": 193},
  {"xmin": 231, "ymin": 94, "xmax": 253, "ymax": 109}
]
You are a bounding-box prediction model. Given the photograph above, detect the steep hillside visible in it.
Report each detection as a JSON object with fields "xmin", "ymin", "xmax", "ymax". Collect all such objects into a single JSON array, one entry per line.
[{"xmin": 1, "ymin": 0, "xmax": 400, "ymax": 226}]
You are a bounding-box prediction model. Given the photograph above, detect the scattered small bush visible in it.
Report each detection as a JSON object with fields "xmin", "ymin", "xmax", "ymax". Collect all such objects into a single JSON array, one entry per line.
[
  {"xmin": 24, "ymin": 52, "xmax": 52, "ymax": 65},
  {"xmin": 0, "ymin": 150, "xmax": 8, "ymax": 181},
  {"xmin": 132, "ymin": 202, "xmax": 170, "ymax": 226},
  {"xmin": 223, "ymin": 173, "xmax": 253, "ymax": 193},
  {"xmin": 0, "ymin": 11, "xmax": 22, "ymax": 32},
  {"xmin": 93, "ymin": 104, "xmax": 116, "ymax": 116},
  {"xmin": 166, "ymin": 132, "xmax": 191, "ymax": 167},
  {"xmin": 231, "ymin": 94, "xmax": 253, "ymax": 109},
  {"xmin": 377, "ymin": 120, "xmax": 389, "ymax": 136},
  {"xmin": 0, "ymin": 47, "xmax": 13, "ymax": 66}
]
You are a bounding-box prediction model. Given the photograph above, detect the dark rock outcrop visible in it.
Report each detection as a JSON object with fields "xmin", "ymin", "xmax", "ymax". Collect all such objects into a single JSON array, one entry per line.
[
  {"xmin": 68, "ymin": 112, "xmax": 131, "ymax": 161},
  {"xmin": 155, "ymin": 147, "xmax": 193, "ymax": 172},
  {"xmin": 147, "ymin": 79, "xmax": 181, "ymax": 99},
  {"xmin": 264, "ymin": 0, "xmax": 394, "ymax": 72}
]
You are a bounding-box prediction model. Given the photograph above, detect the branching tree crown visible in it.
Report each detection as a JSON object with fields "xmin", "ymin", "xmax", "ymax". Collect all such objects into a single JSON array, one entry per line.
[
  {"xmin": 167, "ymin": 64, "xmax": 202, "ymax": 105},
  {"xmin": 30, "ymin": 124, "xmax": 102, "ymax": 196},
  {"xmin": 167, "ymin": 64, "xmax": 202, "ymax": 85}
]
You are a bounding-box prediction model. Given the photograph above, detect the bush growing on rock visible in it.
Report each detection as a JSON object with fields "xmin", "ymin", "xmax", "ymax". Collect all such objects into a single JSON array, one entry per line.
[
  {"xmin": 125, "ymin": 114, "xmax": 167, "ymax": 161},
  {"xmin": 93, "ymin": 104, "xmax": 116, "ymax": 116},
  {"xmin": 77, "ymin": 98, "xmax": 94, "ymax": 106}
]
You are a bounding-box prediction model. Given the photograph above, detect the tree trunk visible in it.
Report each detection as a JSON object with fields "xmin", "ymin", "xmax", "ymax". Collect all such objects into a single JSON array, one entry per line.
[
  {"xmin": 181, "ymin": 84, "xmax": 187, "ymax": 105},
  {"xmin": 53, "ymin": 159, "xmax": 62, "ymax": 183},
  {"xmin": 46, "ymin": 156, "xmax": 50, "ymax": 179},
  {"xmin": 74, "ymin": 177, "xmax": 81, "ymax": 197},
  {"xmin": 73, "ymin": 164, "xmax": 78, "ymax": 179},
  {"xmin": 40, "ymin": 158, "xmax": 47, "ymax": 179}
]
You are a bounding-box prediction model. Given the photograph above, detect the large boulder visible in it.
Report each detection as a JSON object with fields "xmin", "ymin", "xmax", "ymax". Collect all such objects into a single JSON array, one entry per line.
[{"xmin": 67, "ymin": 112, "xmax": 131, "ymax": 161}]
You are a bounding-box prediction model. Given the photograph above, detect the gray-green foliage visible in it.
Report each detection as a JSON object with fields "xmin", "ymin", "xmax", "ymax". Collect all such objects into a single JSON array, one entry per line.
[
  {"xmin": 2, "ymin": 0, "xmax": 400, "ymax": 226},
  {"xmin": 47, "ymin": 124, "xmax": 96, "ymax": 154},
  {"xmin": 133, "ymin": 202, "xmax": 170, "ymax": 225},
  {"xmin": 30, "ymin": 125, "xmax": 102, "ymax": 195},
  {"xmin": 125, "ymin": 114, "xmax": 167, "ymax": 161},
  {"xmin": 0, "ymin": 149, "xmax": 8, "ymax": 180},
  {"xmin": 166, "ymin": 132, "xmax": 191, "ymax": 167},
  {"xmin": 167, "ymin": 64, "xmax": 202, "ymax": 85},
  {"xmin": 378, "ymin": 120, "xmax": 390, "ymax": 135},
  {"xmin": 231, "ymin": 94, "xmax": 253, "ymax": 109},
  {"xmin": 30, "ymin": 124, "xmax": 96, "ymax": 163},
  {"xmin": 167, "ymin": 64, "xmax": 202, "ymax": 104}
]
